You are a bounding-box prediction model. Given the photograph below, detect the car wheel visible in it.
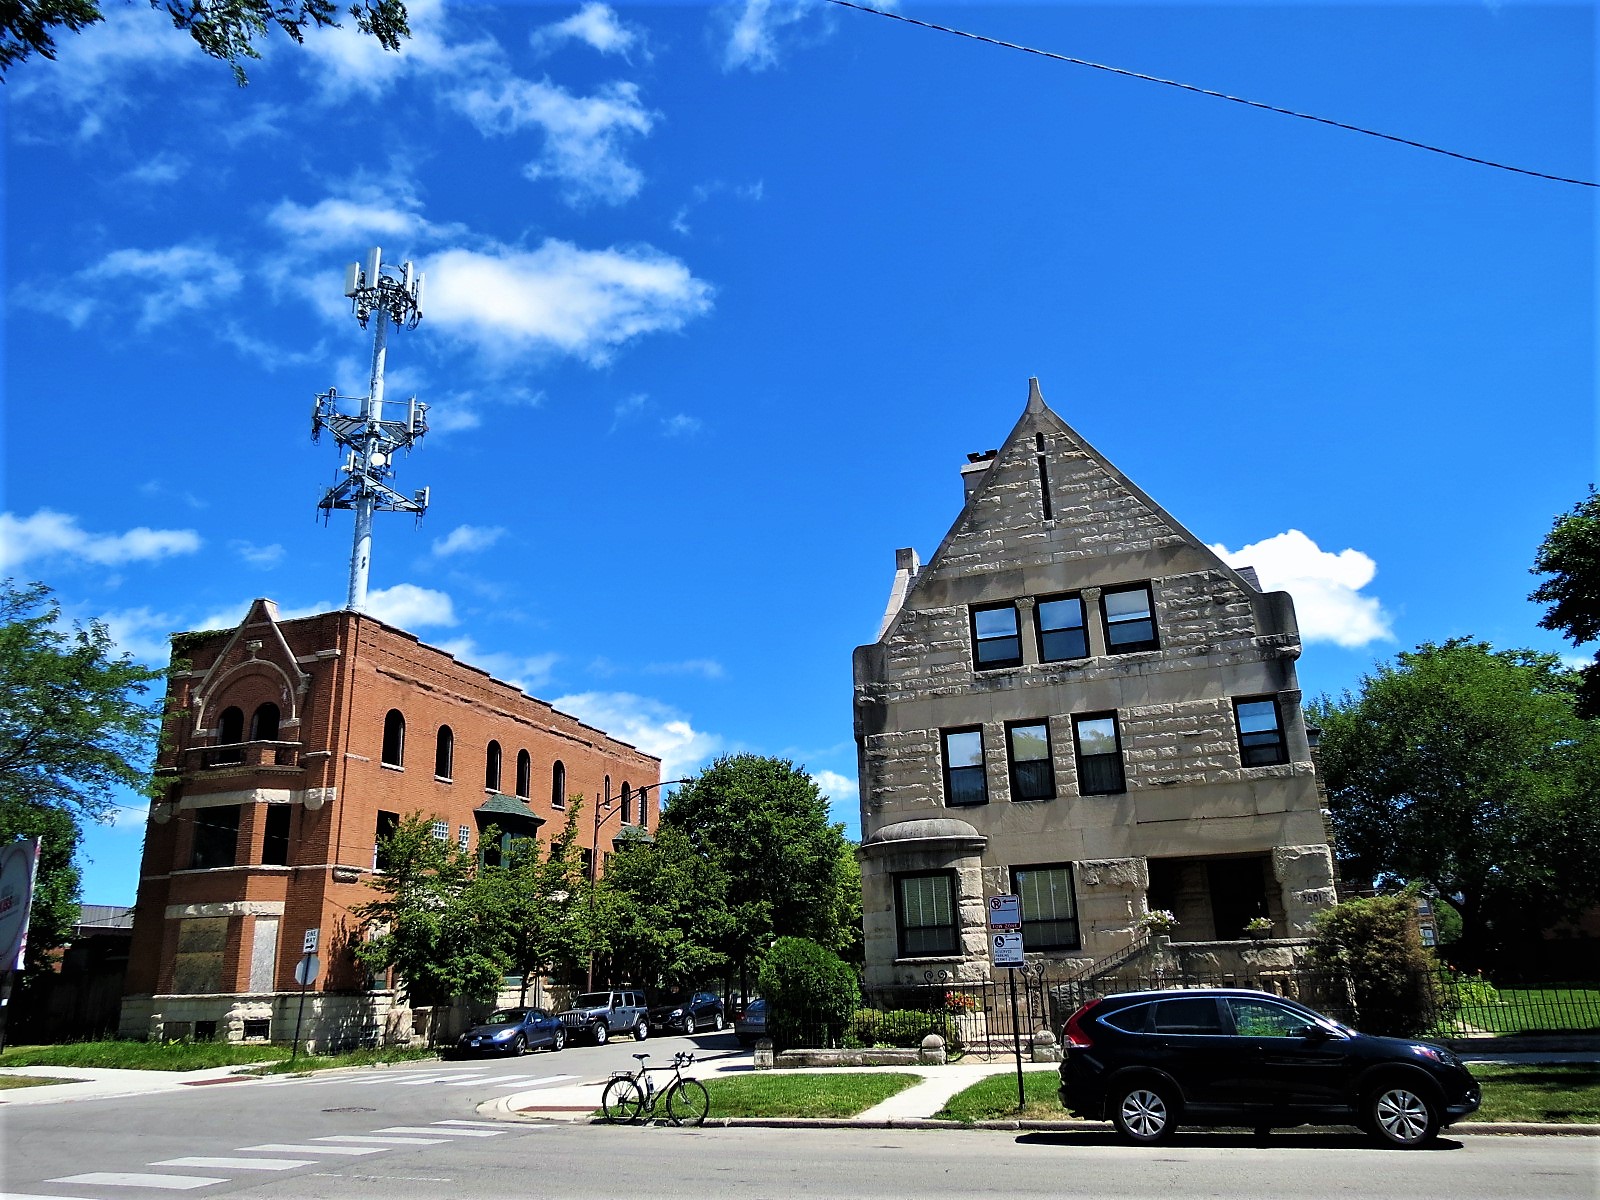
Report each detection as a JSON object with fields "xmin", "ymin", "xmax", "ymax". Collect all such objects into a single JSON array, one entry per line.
[
  {"xmin": 713, "ymin": 1012, "xmax": 724, "ymax": 1032},
  {"xmin": 510, "ymin": 1034, "xmax": 526, "ymax": 1056},
  {"xmin": 1366, "ymin": 1083, "xmax": 1440, "ymax": 1148},
  {"xmin": 634, "ymin": 1019, "xmax": 649, "ymax": 1041},
  {"xmin": 551, "ymin": 1028, "xmax": 566, "ymax": 1052},
  {"xmin": 593, "ymin": 1022, "xmax": 609, "ymax": 1046},
  {"xmin": 684, "ymin": 1014, "xmax": 696, "ymax": 1035},
  {"xmin": 1109, "ymin": 1080, "xmax": 1177, "ymax": 1145}
]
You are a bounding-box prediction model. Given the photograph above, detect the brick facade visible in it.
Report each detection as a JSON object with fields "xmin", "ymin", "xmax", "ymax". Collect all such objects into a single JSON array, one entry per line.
[
  {"xmin": 120, "ymin": 600, "xmax": 658, "ymax": 1044},
  {"xmin": 853, "ymin": 380, "xmax": 1335, "ymax": 988}
]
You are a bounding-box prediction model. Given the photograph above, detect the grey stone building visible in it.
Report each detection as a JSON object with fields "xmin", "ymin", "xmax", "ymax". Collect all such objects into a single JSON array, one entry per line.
[{"xmin": 853, "ymin": 380, "xmax": 1336, "ymax": 988}]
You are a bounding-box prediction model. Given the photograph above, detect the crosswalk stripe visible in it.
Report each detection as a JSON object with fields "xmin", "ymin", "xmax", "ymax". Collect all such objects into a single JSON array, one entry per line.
[
  {"xmin": 241, "ymin": 1143, "xmax": 385, "ymax": 1155},
  {"xmin": 49, "ymin": 1173, "xmax": 225, "ymax": 1190},
  {"xmin": 372, "ymin": 1126, "xmax": 504, "ymax": 1137},
  {"xmin": 1, "ymin": 1192, "xmax": 117, "ymax": 1199},
  {"xmin": 151, "ymin": 1157, "xmax": 314, "ymax": 1171},
  {"xmin": 313, "ymin": 1135, "xmax": 446, "ymax": 1146},
  {"xmin": 433, "ymin": 1120, "xmax": 512, "ymax": 1127}
]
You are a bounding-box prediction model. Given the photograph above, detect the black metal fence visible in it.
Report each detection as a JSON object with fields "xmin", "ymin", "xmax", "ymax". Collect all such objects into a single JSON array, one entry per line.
[{"xmin": 783, "ymin": 963, "xmax": 1600, "ymax": 1057}]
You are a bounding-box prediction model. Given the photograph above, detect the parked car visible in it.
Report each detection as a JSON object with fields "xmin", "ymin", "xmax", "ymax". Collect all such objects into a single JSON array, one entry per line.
[
  {"xmin": 1057, "ymin": 988, "xmax": 1480, "ymax": 1148},
  {"xmin": 649, "ymin": 990, "xmax": 726, "ymax": 1034},
  {"xmin": 454, "ymin": 1007, "xmax": 566, "ymax": 1056},
  {"xmin": 734, "ymin": 997, "xmax": 768, "ymax": 1046},
  {"xmin": 557, "ymin": 989, "xmax": 650, "ymax": 1045}
]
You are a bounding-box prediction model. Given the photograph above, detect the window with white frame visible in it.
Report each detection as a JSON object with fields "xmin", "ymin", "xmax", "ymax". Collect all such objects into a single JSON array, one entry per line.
[{"xmin": 431, "ymin": 820, "xmax": 448, "ymax": 841}]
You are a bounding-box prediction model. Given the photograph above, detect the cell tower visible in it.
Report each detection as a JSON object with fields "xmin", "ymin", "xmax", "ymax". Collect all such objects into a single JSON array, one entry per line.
[{"xmin": 311, "ymin": 247, "xmax": 430, "ymax": 613}]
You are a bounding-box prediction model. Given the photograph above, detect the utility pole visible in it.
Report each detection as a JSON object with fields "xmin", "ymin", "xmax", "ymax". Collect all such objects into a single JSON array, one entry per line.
[{"xmin": 312, "ymin": 247, "xmax": 430, "ymax": 612}]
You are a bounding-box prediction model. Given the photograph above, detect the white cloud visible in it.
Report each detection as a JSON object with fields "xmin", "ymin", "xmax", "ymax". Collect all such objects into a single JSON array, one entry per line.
[
  {"xmin": 298, "ymin": 0, "xmax": 496, "ymax": 99},
  {"xmin": 425, "ymin": 242, "xmax": 712, "ymax": 363},
  {"xmin": 551, "ymin": 691, "xmax": 722, "ymax": 781},
  {"xmin": 190, "ymin": 598, "xmax": 332, "ymax": 633},
  {"xmin": 431, "ymin": 636, "xmax": 559, "ymax": 691},
  {"xmin": 82, "ymin": 243, "xmax": 241, "ymax": 329},
  {"xmin": 642, "ymin": 658, "xmax": 725, "ymax": 679},
  {"xmin": 532, "ymin": 4, "xmax": 640, "ymax": 57},
  {"xmin": 266, "ymin": 195, "xmax": 431, "ymax": 249},
  {"xmin": 0, "ymin": 510, "xmax": 201, "ymax": 570},
  {"xmin": 661, "ymin": 414, "xmax": 703, "ymax": 436},
  {"xmin": 718, "ymin": 0, "xmax": 825, "ymax": 72},
  {"xmin": 432, "ymin": 524, "xmax": 506, "ymax": 556},
  {"xmin": 1209, "ymin": 529, "xmax": 1394, "ymax": 648},
  {"xmin": 98, "ymin": 606, "xmax": 184, "ymax": 663},
  {"xmin": 448, "ymin": 77, "xmax": 654, "ymax": 206},
  {"xmin": 125, "ymin": 153, "xmax": 189, "ymax": 185},
  {"xmin": 232, "ymin": 541, "xmax": 286, "ymax": 568},
  {"xmin": 366, "ymin": 583, "xmax": 458, "ymax": 629}
]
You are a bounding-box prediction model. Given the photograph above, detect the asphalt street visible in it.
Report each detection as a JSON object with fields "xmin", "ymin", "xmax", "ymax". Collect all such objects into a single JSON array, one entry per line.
[{"xmin": 2, "ymin": 1030, "xmax": 1595, "ymax": 1200}]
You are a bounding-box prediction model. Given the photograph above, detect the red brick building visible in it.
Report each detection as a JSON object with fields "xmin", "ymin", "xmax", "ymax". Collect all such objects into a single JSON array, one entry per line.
[{"xmin": 119, "ymin": 599, "xmax": 659, "ymax": 1045}]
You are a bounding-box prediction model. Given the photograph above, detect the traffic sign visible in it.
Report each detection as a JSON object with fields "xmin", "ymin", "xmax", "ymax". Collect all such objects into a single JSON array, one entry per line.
[
  {"xmin": 302, "ymin": 927, "xmax": 320, "ymax": 954},
  {"xmin": 294, "ymin": 953, "xmax": 320, "ymax": 985},
  {"xmin": 991, "ymin": 931, "xmax": 1025, "ymax": 968},
  {"xmin": 987, "ymin": 894, "xmax": 1021, "ymax": 930}
]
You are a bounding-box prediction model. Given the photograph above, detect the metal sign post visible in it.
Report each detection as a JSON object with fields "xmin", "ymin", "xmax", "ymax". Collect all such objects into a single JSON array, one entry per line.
[
  {"xmin": 987, "ymin": 894, "xmax": 1027, "ymax": 1111},
  {"xmin": 290, "ymin": 951, "xmax": 320, "ymax": 1062}
]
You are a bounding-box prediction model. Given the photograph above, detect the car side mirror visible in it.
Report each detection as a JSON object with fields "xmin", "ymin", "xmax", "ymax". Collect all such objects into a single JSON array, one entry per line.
[{"xmin": 1303, "ymin": 1024, "xmax": 1335, "ymax": 1043}]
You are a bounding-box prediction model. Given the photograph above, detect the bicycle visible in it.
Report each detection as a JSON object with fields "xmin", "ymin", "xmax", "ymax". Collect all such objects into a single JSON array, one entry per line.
[{"xmin": 600, "ymin": 1050, "xmax": 710, "ymax": 1126}]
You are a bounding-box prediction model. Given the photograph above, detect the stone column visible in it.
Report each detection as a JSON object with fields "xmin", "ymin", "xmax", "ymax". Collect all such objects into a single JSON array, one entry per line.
[
  {"xmin": 1015, "ymin": 596, "xmax": 1038, "ymax": 667},
  {"xmin": 1081, "ymin": 587, "xmax": 1106, "ymax": 658}
]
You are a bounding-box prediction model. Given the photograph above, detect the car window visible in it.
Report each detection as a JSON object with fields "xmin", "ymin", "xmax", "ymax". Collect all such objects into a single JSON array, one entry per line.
[
  {"xmin": 1151, "ymin": 996, "xmax": 1224, "ymax": 1034},
  {"xmin": 1228, "ymin": 999, "xmax": 1318, "ymax": 1038},
  {"xmin": 1101, "ymin": 1003, "xmax": 1151, "ymax": 1032},
  {"xmin": 485, "ymin": 1009, "xmax": 521, "ymax": 1025}
]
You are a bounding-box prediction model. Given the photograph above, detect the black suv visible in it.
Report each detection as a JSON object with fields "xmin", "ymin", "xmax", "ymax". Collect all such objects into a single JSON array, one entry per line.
[{"xmin": 1058, "ymin": 988, "xmax": 1480, "ymax": 1147}]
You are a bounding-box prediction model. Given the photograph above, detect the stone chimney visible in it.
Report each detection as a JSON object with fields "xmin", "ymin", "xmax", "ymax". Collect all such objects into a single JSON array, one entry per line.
[{"xmin": 961, "ymin": 450, "xmax": 997, "ymax": 500}]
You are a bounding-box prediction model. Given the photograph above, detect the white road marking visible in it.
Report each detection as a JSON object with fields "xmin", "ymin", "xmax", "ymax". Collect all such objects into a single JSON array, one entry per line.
[
  {"xmin": 151, "ymin": 1157, "xmax": 314, "ymax": 1171},
  {"xmin": 1, "ymin": 1192, "xmax": 120, "ymax": 1199},
  {"xmin": 241, "ymin": 1143, "xmax": 386, "ymax": 1155},
  {"xmin": 372, "ymin": 1126, "xmax": 504, "ymax": 1137},
  {"xmin": 313, "ymin": 1135, "xmax": 446, "ymax": 1146},
  {"xmin": 445, "ymin": 1072, "xmax": 575, "ymax": 1088},
  {"xmin": 49, "ymin": 1173, "xmax": 225, "ymax": 1190},
  {"xmin": 433, "ymin": 1120, "xmax": 514, "ymax": 1127}
]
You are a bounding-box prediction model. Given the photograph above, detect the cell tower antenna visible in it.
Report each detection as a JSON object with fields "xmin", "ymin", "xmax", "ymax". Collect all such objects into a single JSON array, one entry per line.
[{"xmin": 310, "ymin": 247, "xmax": 429, "ymax": 614}]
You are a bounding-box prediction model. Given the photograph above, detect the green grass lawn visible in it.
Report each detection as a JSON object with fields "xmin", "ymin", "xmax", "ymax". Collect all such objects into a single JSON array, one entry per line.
[
  {"xmin": 0, "ymin": 1041, "xmax": 286, "ymax": 1071},
  {"xmin": 245, "ymin": 1046, "xmax": 437, "ymax": 1076},
  {"xmin": 1465, "ymin": 1063, "xmax": 1600, "ymax": 1123},
  {"xmin": 934, "ymin": 1070, "xmax": 1064, "ymax": 1123},
  {"xmin": 698, "ymin": 1072, "xmax": 922, "ymax": 1119},
  {"xmin": 1442, "ymin": 989, "xmax": 1600, "ymax": 1035},
  {"xmin": 0, "ymin": 1074, "xmax": 73, "ymax": 1090}
]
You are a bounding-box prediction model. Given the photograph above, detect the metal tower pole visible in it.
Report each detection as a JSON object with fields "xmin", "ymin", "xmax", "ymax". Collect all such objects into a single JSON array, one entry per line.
[{"xmin": 313, "ymin": 246, "xmax": 429, "ymax": 616}]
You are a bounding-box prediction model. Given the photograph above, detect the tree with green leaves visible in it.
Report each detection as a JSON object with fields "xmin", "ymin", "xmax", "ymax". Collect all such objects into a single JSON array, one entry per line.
[
  {"xmin": 0, "ymin": 580, "xmax": 164, "ymax": 824},
  {"xmin": 482, "ymin": 804, "xmax": 587, "ymax": 1005},
  {"xmin": 1531, "ymin": 486, "xmax": 1600, "ymax": 718},
  {"xmin": 0, "ymin": 0, "xmax": 409, "ymax": 83},
  {"xmin": 663, "ymin": 755, "xmax": 855, "ymax": 996},
  {"xmin": 1310, "ymin": 639, "xmax": 1600, "ymax": 961},
  {"xmin": 353, "ymin": 812, "xmax": 511, "ymax": 1009},
  {"xmin": 599, "ymin": 823, "xmax": 732, "ymax": 990}
]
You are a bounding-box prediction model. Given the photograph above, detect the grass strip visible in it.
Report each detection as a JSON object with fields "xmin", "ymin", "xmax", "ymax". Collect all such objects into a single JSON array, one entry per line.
[
  {"xmin": 0, "ymin": 1074, "xmax": 74, "ymax": 1090},
  {"xmin": 935, "ymin": 1070, "xmax": 1063, "ymax": 1123},
  {"xmin": 698, "ymin": 1072, "xmax": 922, "ymax": 1119},
  {"xmin": 1464, "ymin": 1063, "xmax": 1600, "ymax": 1123},
  {"xmin": 245, "ymin": 1046, "xmax": 438, "ymax": 1075},
  {"xmin": 0, "ymin": 1041, "xmax": 285, "ymax": 1071}
]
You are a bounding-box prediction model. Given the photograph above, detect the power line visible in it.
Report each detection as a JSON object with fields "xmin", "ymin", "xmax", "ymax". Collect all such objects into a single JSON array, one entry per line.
[{"xmin": 826, "ymin": 0, "xmax": 1595, "ymax": 189}]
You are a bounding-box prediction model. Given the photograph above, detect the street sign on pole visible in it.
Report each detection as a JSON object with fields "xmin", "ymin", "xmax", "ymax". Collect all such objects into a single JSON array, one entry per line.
[
  {"xmin": 991, "ymin": 931, "xmax": 1025, "ymax": 968},
  {"xmin": 294, "ymin": 954, "xmax": 321, "ymax": 986},
  {"xmin": 987, "ymin": 894, "xmax": 1021, "ymax": 930},
  {"xmin": 290, "ymin": 952, "xmax": 320, "ymax": 1062},
  {"xmin": 302, "ymin": 928, "xmax": 320, "ymax": 955}
]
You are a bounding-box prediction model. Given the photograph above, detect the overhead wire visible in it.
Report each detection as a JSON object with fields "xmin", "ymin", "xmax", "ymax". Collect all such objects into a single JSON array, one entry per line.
[{"xmin": 825, "ymin": 0, "xmax": 1596, "ymax": 189}]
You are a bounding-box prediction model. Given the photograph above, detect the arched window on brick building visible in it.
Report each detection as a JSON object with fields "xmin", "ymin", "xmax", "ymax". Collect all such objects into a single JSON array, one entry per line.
[
  {"xmin": 216, "ymin": 706, "xmax": 245, "ymax": 764},
  {"xmin": 435, "ymin": 726, "xmax": 454, "ymax": 781},
  {"xmin": 250, "ymin": 702, "xmax": 280, "ymax": 742},
  {"xmin": 485, "ymin": 740, "xmax": 502, "ymax": 792},
  {"xmin": 516, "ymin": 750, "xmax": 531, "ymax": 799},
  {"xmin": 382, "ymin": 710, "xmax": 405, "ymax": 767},
  {"xmin": 620, "ymin": 781, "xmax": 632, "ymax": 825},
  {"xmin": 552, "ymin": 760, "xmax": 566, "ymax": 809}
]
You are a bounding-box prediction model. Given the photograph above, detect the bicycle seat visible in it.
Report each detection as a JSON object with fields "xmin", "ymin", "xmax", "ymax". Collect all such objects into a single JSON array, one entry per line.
[{"xmin": 632, "ymin": 1053, "xmax": 650, "ymax": 1061}]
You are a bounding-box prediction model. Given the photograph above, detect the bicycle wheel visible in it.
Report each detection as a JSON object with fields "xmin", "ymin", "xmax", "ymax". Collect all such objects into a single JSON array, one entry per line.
[
  {"xmin": 601, "ymin": 1076, "xmax": 647, "ymax": 1123},
  {"xmin": 665, "ymin": 1077, "xmax": 710, "ymax": 1127}
]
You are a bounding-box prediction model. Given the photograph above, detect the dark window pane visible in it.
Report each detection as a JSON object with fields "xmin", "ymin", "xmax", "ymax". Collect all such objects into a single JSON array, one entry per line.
[
  {"xmin": 1078, "ymin": 754, "xmax": 1124, "ymax": 795},
  {"xmin": 947, "ymin": 765, "xmax": 988, "ymax": 806},
  {"xmin": 382, "ymin": 710, "xmax": 405, "ymax": 766},
  {"xmin": 1040, "ymin": 627, "xmax": 1088, "ymax": 661},
  {"xmin": 1011, "ymin": 758, "xmax": 1053, "ymax": 800},
  {"xmin": 1236, "ymin": 698, "xmax": 1287, "ymax": 766},
  {"xmin": 1152, "ymin": 997, "xmax": 1223, "ymax": 1034},
  {"xmin": 1037, "ymin": 597, "xmax": 1088, "ymax": 662},
  {"xmin": 262, "ymin": 804, "xmax": 291, "ymax": 866},
  {"xmin": 191, "ymin": 805, "xmax": 240, "ymax": 870},
  {"xmin": 973, "ymin": 604, "xmax": 1022, "ymax": 668}
]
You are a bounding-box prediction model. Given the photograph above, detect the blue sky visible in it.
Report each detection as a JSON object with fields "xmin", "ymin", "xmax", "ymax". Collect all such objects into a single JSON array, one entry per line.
[{"xmin": 3, "ymin": 1, "xmax": 1593, "ymax": 905}]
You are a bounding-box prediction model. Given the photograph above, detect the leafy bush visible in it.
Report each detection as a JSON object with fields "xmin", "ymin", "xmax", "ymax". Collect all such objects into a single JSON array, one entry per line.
[
  {"xmin": 758, "ymin": 937, "xmax": 860, "ymax": 1051},
  {"xmin": 848, "ymin": 1007, "xmax": 965, "ymax": 1052},
  {"xmin": 1308, "ymin": 893, "xmax": 1441, "ymax": 1037}
]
